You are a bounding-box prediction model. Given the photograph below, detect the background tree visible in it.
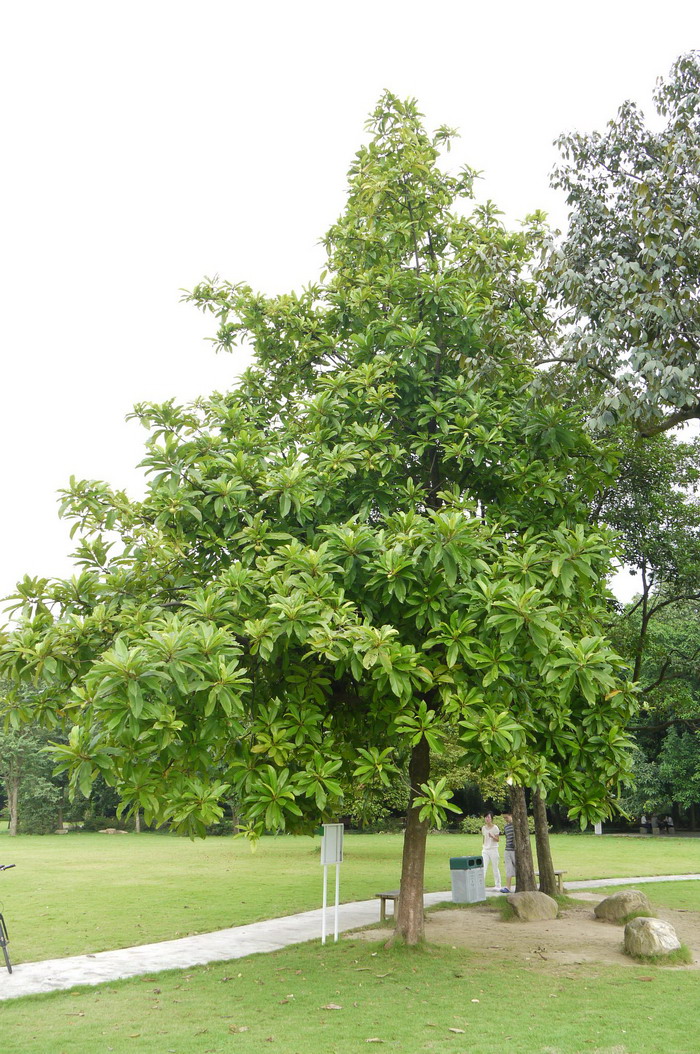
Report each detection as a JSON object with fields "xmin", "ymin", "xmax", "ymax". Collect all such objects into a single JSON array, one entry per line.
[
  {"xmin": 0, "ymin": 96, "xmax": 636, "ymax": 943},
  {"xmin": 0, "ymin": 719, "xmax": 63, "ymax": 835},
  {"xmin": 591, "ymin": 428, "xmax": 700, "ymax": 825},
  {"xmin": 546, "ymin": 51, "xmax": 700, "ymax": 436},
  {"xmin": 595, "ymin": 428, "xmax": 700, "ymax": 681}
]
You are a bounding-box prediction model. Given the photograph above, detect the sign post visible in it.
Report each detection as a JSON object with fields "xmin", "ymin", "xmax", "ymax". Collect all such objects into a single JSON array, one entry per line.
[{"xmin": 320, "ymin": 823, "xmax": 344, "ymax": 944}]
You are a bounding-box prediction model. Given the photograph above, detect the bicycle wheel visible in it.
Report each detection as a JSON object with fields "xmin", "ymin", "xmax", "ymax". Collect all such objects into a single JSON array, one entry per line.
[{"xmin": 0, "ymin": 914, "xmax": 11, "ymax": 974}]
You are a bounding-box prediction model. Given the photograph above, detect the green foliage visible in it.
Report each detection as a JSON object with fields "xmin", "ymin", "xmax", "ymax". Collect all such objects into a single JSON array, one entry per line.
[
  {"xmin": 78, "ymin": 813, "xmax": 128, "ymax": 833},
  {"xmin": 0, "ymin": 699, "xmax": 66, "ymax": 834},
  {"xmin": 460, "ymin": 813, "xmax": 536, "ymax": 835},
  {"xmin": 17, "ymin": 775, "xmax": 62, "ymax": 834},
  {"xmin": 342, "ymin": 768, "xmax": 409, "ymax": 829},
  {"xmin": 548, "ymin": 52, "xmax": 700, "ymax": 436},
  {"xmin": 0, "ymin": 94, "xmax": 635, "ymax": 851},
  {"xmin": 595, "ymin": 428, "xmax": 700, "ymax": 818},
  {"xmin": 659, "ymin": 728, "xmax": 700, "ymax": 809}
]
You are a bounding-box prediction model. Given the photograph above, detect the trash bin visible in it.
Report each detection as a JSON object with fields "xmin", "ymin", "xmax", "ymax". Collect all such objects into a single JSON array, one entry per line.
[
  {"xmin": 450, "ymin": 856, "xmax": 486, "ymax": 903},
  {"xmin": 467, "ymin": 856, "xmax": 486, "ymax": 902}
]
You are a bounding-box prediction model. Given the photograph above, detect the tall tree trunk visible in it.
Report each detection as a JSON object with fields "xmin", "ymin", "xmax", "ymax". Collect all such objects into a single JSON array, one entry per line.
[
  {"xmin": 509, "ymin": 785, "xmax": 535, "ymax": 891},
  {"xmin": 394, "ymin": 735, "xmax": 430, "ymax": 945},
  {"xmin": 532, "ymin": 788, "xmax": 557, "ymax": 897},
  {"xmin": 134, "ymin": 810, "xmax": 141, "ymax": 833},
  {"xmin": 8, "ymin": 778, "xmax": 19, "ymax": 837}
]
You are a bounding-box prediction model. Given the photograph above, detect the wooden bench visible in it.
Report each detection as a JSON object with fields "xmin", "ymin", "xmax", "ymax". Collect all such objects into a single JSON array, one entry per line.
[
  {"xmin": 375, "ymin": 890, "xmax": 400, "ymax": 922},
  {"xmin": 534, "ymin": 870, "xmax": 567, "ymax": 894}
]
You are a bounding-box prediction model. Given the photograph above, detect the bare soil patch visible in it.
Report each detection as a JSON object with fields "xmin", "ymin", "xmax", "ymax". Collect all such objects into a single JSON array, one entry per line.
[{"xmin": 354, "ymin": 893, "xmax": 700, "ymax": 970}]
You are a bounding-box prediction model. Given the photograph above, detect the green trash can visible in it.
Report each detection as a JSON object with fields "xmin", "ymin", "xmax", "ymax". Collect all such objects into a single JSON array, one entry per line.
[{"xmin": 450, "ymin": 856, "xmax": 485, "ymax": 903}]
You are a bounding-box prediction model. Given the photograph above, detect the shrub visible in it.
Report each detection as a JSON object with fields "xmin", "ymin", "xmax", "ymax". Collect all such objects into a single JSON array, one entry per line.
[
  {"xmin": 78, "ymin": 814, "xmax": 126, "ymax": 832},
  {"xmin": 460, "ymin": 814, "xmax": 537, "ymax": 836},
  {"xmin": 18, "ymin": 777, "xmax": 62, "ymax": 834}
]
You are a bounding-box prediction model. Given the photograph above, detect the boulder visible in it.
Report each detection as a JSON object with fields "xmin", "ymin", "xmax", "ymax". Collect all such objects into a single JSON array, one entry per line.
[
  {"xmin": 624, "ymin": 917, "xmax": 681, "ymax": 958},
  {"xmin": 506, "ymin": 891, "xmax": 558, "ymax": 921},
  {"xmin": 594, "ymin": 889, "xmax": 652, "ymax": 923}
]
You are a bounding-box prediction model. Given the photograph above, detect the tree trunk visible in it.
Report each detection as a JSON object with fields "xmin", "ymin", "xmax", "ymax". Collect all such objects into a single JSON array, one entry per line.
[
  {"xmin": 8, "ymin": 778, "xmax": 19, "ymax": 837},
  {"xmin": 394, "ymin": 735, "xmax": 430, "ymax": 945},
  {"xmin": 230, "ymin": 801, "xmax": 241, "ymax": 833},
  {"xmin": 509, "ymin": 785, "xmax": 536, "ymax": 891},
  {"xmin": 532, "ymin": 789, "xmax": 557, "ymax": 897},
  {"xmin": 134, "ymin": 810, "xmax": 141, "ymax": 833}
]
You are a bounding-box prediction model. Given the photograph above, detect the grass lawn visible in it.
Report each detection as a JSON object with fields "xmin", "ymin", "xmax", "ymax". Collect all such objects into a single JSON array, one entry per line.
[
  {"xmin": 582, "ymin": 879, "xmax": 700, "ymax": 913},
  {"xmin": 0, "ymin": 829, "xmax": 698, "ymax": 963},
  {"xmin": 2, "ymin": 935, "xmax": 697, "ymax": 1054}
]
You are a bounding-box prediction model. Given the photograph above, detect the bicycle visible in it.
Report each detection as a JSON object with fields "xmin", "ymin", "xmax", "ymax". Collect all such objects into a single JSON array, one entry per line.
[{"xmin": 0, "ymin": 863, "xmax": 16, "ymax": 974}]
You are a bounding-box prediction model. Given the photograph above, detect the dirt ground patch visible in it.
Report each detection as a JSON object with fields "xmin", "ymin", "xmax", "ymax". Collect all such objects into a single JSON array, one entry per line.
[{"xmin": 354, "ymin": 892, "xmax": 700, "ymax": 970}]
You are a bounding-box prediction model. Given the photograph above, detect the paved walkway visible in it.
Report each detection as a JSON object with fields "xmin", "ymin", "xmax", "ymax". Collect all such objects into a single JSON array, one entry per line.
[{"xmin": 2, "ymin": 873, "xmax": 699, "ymax": 1001}]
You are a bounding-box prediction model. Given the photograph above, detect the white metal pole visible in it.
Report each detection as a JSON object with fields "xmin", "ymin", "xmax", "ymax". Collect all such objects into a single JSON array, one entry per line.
[
  {"xmin": 322, "ymin": 863, "xmax": 328, "ymax": 944},
  {"xmin": 334, "ymin": 862, "xmax": 340, "ymax": 942}
]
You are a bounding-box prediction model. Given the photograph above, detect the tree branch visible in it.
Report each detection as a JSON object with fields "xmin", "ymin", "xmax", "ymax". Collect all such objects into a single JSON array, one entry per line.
[{"xmin": 638, "ymin": 400, "xmax": 700, "ymax": 437}]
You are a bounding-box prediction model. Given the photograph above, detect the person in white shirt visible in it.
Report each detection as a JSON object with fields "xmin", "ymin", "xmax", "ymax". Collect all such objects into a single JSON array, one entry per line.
[{"xmin": 481, "ymin": 811, "xmax": 501, "ymax": 890}]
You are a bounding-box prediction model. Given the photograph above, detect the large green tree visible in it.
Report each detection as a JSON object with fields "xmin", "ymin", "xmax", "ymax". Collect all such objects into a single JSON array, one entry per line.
[
  {"xmin": 594, "ymin": 428, "xmax": 700, "ymax": 682},
  {"xmin": 0, "ymin": 96, "xmax": 635, "ymax": 943},
  {"xmin": 546, "ymin": 52, "xmax": 700, "ymax": 436}
]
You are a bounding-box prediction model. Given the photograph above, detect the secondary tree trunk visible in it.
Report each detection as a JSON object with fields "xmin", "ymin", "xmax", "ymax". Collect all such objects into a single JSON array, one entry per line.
[
  {"xmin": 230, "ymin": 801, "xmax": 241, "ymax": 833},
  {"xmin": 509, "ymin": 785, "xmax": 536, "ymax": 891},
  {"xmin": 395, "ymin": 735, "xmax": 430, "ymax": 945},
  {"xmin": 532, "ymin": 788, "xmax": 557, "ymax": 897},
  {"xmin": 8, "ymin": 778, "xmax": 19, "ymax": 836}
]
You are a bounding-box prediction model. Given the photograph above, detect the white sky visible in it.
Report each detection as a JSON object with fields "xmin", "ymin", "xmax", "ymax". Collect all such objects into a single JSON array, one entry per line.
[{"xmin": 1, "ymin": 0, "xmax": 698, "ymax": 613}]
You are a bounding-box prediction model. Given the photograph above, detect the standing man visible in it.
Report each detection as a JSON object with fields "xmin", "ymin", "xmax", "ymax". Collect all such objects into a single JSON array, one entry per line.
[
  {"xmin": 481, "ymin": 811, "xmax": 501, "ymax": 890},
  {"xmin": 501, "ymin": 811, "xmax": 515, "ymax": 893}
]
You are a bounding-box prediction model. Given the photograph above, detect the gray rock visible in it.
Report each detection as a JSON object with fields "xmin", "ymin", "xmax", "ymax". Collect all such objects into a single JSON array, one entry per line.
[
  {"xmin": 624, "ymin": 917, "xmax": 681, "ymax": 958},
  {"xmin": 594, "ymin": 889, "xmax": 651, "ymax": 922},
  {"xmin": 506, "ymin": 891, "xmax": 558, "ymax": 921}
]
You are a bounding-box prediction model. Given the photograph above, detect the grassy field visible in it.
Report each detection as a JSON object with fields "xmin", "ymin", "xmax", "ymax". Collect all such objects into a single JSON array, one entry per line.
[
  {"xmin": 0, "ymin": 829, "xmax": 698, "ymax": 964},
  {"xmin": 2, "ymin": 932, "xmax": 698, "ymax": 1054},
  {"xmin": 2, "ymin": 834, "xmax": 699, "ymax": 1053}
]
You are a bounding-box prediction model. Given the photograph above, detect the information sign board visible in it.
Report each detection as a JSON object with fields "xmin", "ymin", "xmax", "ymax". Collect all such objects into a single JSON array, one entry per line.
[{"xmin": 321, "ymin": 823, "xmax": 344, "ymax": 866}]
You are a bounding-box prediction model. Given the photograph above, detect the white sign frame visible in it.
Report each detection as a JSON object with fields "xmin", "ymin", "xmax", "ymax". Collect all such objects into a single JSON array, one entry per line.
[{"xmin": 321, "ymin": 822, "xmax": 344, "ymax": 865}]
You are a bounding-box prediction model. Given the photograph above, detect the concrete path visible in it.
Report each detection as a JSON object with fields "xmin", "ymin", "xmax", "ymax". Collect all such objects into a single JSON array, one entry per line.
[{"xmin": 2, "ymin": 874, "xmax": 699, "ymax": 1001}]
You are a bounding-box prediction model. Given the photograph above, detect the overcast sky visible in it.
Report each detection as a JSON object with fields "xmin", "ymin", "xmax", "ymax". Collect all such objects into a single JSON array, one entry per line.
[{"xmin": 1, "ymin": 1, "xmax": 698, "ymax": 613}]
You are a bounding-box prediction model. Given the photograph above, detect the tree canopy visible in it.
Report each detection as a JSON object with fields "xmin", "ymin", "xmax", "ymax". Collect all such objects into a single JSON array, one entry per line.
[
  {"xmin": 547, "ymin": 52, "xmax": 700, "ymax": 435},
  {"xmin": 0, "ymin": 95, "xmax": 636, "ymax": 942}
]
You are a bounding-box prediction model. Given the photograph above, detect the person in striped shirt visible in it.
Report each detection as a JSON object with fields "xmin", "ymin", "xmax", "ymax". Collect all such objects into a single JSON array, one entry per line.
[{"xmin": 501, "ymin": 811, "xmax": 515, "ymax": 893}]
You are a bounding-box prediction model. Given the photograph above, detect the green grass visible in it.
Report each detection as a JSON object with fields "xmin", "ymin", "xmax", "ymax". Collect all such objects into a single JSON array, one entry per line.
[
  {"xmin": 580, "ymin": 880, "xmax": 700, "ymax": 913},
  {"xmin": 0, "ymin": 830, "xmax": 699, "ymax": 964},
  {"xmin": 2, "ymin": 936, "xmax": 698, "ymax": 1054},
  {"xmin": 626, "ymin": 942, "xmax": 693, "ymax": 967},
  {"xmin": 618, "ymin": 910, "xmax": 654, "ymax": 926}
]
